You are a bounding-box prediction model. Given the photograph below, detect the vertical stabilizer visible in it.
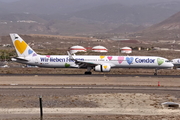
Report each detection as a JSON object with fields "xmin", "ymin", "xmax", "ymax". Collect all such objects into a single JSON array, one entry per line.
[{"xmin": 10, "ymin": 33, "xmax": 37, "ymax": 57}]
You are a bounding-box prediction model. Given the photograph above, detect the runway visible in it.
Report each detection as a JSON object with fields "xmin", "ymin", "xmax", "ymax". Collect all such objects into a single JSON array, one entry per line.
[
  {"xmin": 1, "ymin": 73, "xmax": 180, "ymax": 78},
  {"xmin": 1, "ymin": 85, "xmax": 180, "ymax": 91},
  {"xmin": 0, "ymin": 85, "xmax": 180, "ymax": 118},
  {"xmin": 0, "ymin": 75, "xmax": 180, "ymax": 119},
  {"xmin": 0, "ymin": 85, "xmax": 180, "ymax": 98}
]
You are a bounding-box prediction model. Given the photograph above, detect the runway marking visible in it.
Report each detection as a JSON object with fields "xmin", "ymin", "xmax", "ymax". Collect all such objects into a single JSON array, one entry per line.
[
  {"xmin": 1, "ymin": 74, "xmax": 180, "ymax": 78},
  {"xmin": 0, "ymin": 86, "xmax": 180, "ymax": 91},
  {"xmin": 0, "ymin": 108, "xmax": 179, "ymax": 115}
]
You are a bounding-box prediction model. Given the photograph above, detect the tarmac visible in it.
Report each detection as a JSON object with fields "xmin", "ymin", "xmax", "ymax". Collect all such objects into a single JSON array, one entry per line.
[{"xmin": 0, "ymin": 75, "xmax": 180, "ymax": 119}]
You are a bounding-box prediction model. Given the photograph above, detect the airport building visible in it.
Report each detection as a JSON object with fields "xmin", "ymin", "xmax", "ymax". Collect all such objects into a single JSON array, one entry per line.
[
  {"xmin": 91, "ymin": 45, "xmax": 108, "ymax": 52},
  {"xmin": 121, "ymin": 47, "xmax": 132, "ymax": 54},
  {"xmin": 70, "ymin": 45, "xmax": 86, "ymax": 54}
]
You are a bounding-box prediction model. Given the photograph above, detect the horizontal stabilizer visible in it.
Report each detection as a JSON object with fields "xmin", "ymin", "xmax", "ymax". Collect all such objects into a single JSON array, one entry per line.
[{"xmin": 11, "ymin": 57, "xmax": 29, "ymax": 62}]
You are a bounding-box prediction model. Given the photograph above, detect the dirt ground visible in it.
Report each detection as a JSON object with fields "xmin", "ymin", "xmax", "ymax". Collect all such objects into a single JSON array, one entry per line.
[
  {"xmin": 0, "ymin": 75, "xmax": 180, "ymax": 86},
  {"xmin": 0, "ymin": 67, "xmax": 180, "ymax": 75},
  {"xmin": 0, "ymin": 75, "xmax": 180, "ymax": 120}
]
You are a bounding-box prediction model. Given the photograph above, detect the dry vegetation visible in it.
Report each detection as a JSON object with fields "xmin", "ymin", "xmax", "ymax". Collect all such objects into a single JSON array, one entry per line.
[{"xmin": 1, "ymin": 34, "xmax": 180, "ymax": 57}]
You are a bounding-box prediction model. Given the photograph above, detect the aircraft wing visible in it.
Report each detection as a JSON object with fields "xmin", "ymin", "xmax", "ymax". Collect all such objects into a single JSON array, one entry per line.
[
  {"xmin": 75, "ymin": 60, "xmax": 98, "ymax": 68},
  {"xmin": 67, "ymin": 51, "xmax": 99, "ymax": 68}
]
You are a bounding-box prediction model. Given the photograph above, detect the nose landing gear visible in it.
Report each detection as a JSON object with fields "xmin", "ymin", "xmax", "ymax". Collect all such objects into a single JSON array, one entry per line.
[{"xmin": 154, "ymin": 68, "xmax": 158, "ymax": 76}]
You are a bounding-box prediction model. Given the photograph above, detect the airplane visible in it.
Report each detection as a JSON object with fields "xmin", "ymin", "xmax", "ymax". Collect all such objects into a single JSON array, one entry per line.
[
  {"xmin": 171, "ymin": 58, "xmax": 180, "ymax": 69},
  {"xmin": 10, "ymin": 33, "xmax": 174, "ymax": 75}
]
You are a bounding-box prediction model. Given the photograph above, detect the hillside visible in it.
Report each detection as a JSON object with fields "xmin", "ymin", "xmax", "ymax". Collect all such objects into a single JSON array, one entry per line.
[
  {"xmin": 107, "ymin": 24, "xmax": 146, "ymax": 34},
  {"xmin": 135, "ymin": 11, "xmax": 180, "ymax": 40},
  {"xmin": 153, "ymin": 11, "xmax": 180, "ymax": 30},
  {"xmin": 0, "ymin": 0, "xmax": 180, "ymax": 36},
  {"xmin": 70, "ymin": 3, "xmax": 179, "ymax": 25}
]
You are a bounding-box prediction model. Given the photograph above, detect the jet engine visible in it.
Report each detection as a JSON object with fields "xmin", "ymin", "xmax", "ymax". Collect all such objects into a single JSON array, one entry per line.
[{"xmin": 94, "ymin": 65, "xmax": 111, "ymax": 72}]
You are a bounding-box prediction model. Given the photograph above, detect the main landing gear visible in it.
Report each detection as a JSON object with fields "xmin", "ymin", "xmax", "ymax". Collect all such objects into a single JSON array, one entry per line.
[
  {"xmin": 84, "ymin": 71, "xmax": 92, "ymax": 75},
  {"xmin": 154, "ymin": 68, "xmax": 158, "ymax": 76},
  {"xmin": 84, "ymin": 67, "xmax": 92, "ymax": 75}
]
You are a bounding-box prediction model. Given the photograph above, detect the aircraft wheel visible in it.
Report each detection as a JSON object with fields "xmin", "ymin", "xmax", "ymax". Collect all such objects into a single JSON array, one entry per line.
[
  {"xmin": 84, "ymin": 71, "xmax": 92, "ymax": 75},
  {"xmin": 173, "ymin": 66, "xmax": 177, "ymax": 70},
  {"xmin": 154, "ymin": 73, "xmax": 157, "ymax": 76}
]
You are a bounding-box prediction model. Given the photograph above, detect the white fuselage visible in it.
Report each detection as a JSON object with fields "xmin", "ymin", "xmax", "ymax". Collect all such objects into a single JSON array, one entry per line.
[
  {"xmin": 15, "ymin": 55, "xmax": 173, "ymax": 69},
  {"xmin": 171, "ymin": 58, "xmax": 180, "ymax": 68}
]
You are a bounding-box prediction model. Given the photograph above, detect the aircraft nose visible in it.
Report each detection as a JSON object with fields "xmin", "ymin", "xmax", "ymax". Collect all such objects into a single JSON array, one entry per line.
[
  {"xmin": 170, "ymin": 63, "xmax": 174, "ymax": 68},
  {"xmin": 171, "ymin": 59, "xmax": 175, "ymax": 64}
]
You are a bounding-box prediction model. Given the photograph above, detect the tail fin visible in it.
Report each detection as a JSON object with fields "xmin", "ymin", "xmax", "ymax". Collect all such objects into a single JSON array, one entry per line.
[{"xmin": 10, "ymin": 33, "xmax": 37, "ymax": 57}]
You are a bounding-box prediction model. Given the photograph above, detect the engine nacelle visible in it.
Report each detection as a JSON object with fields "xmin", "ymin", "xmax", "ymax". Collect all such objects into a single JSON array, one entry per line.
[{"xmin": 94, "ymin": 65, "xmax": 111, "ymax": 72}]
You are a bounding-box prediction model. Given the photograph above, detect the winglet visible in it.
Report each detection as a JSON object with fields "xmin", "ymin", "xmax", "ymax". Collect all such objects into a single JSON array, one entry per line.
[{"xmin": 67, "ymin": 51, "xmax": 74, "ymax": 60}]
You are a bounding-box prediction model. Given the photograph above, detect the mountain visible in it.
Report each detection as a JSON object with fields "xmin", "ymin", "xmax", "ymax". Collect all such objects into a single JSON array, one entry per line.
[
  {"xmin": 133, "ymin": 11, "xmax": 180, "ymax": 40},
  {"xmin": 0, "ymin": 0, "xmax": 180, "ymax": 36},
  {"xmin": 152, "ymin": 11, "xmax": 180, "ymax": 30},
  {"xmin": 70, "ymin": 3, "xmax": 179, "ymax": 25},
  {"xmin": 1, "ymin": 0, "xmax": 180, "ymax": 24},
  {"xmin": 107, "ymin": 24, "xmax": 146, "ymax": 34}
]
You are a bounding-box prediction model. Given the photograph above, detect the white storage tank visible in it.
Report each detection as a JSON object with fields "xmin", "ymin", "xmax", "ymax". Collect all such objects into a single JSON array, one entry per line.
[
  {"xmin": 121, "ymin": 47, "xmax": 132, "ymax": 54},
  {"xmin": 70, "ymin": 45, "xmax": 86, "ymax": 54},
  {"xmin": 91, "ymin": 45, "xmax": 108, "ymax": 52}
]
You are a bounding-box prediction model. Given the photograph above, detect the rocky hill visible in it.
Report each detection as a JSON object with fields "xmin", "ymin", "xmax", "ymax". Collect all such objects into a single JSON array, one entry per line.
[
  {"xmin": 152, "ymin": 11, "xmax": 180, "ymax": 30},
  {"xmin": 135, "ymin": 11, "xmax": 180, "ymax": 40},
  {"xmin": 0, "ymin": 0, "xmax": 180, "ymax": 36}
]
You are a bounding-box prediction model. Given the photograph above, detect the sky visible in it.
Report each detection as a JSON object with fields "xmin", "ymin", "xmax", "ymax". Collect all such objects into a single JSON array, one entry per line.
[
  {"xmin": 0, "ymin": 0, "xmax": 19, "ymax": 2},
  {"xmin": 0, "ymin": 0, "xmax": 177, "ymax": 4},
  {"xmin": 116, "ymin": 0, "xmax": 177, "ymax": 5}
]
